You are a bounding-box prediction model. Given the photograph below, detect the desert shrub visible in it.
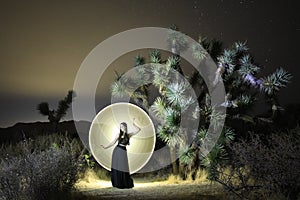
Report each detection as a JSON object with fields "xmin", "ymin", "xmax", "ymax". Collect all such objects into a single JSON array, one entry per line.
[
  {"xmin": 213, "ymin": 126, "xmax": 300, "ymax": 199},
  {"xmin": 0, "ymin": 133, "xmax": 85, "ymax": 200}
]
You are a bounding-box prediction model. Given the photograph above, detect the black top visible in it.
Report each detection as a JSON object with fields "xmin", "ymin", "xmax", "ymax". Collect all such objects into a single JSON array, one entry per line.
[{"xmin": 118, "ymin": 132, "xmax": 130, "ymax": 146}]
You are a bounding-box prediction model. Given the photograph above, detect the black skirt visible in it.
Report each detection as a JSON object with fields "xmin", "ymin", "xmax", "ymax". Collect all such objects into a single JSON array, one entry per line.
[{"xmin": 111, "ymin": 145, "xmax": 134, "ymax": 189}]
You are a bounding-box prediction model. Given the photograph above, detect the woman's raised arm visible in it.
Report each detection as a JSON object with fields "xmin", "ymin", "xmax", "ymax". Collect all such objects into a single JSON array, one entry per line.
[{"xmin": 128, "ymin": 118, "xmax": 141, "ymax": 137}]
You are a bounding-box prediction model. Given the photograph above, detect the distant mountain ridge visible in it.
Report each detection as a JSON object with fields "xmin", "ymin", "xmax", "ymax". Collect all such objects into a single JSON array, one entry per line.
[{"xmin": 0, "ymin": 120, "xmax": 91, "ymax": 144}]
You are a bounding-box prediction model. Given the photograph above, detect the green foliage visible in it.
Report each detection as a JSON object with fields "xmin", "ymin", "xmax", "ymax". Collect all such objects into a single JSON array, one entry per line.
[
  {"xmin": 218, "ymin": 127, "xmax": 235, "ymax": 145},
  {"xmin": 111, "ymin": 27, "xmax": 292, "ymax": 181},
  {"xmin": 198, "ymin": 36, "xmax": 222, "ymax": 60},
  {"xmin": 234, "ymin": 41, "xmax": 249, "ymax": 53},
  {"xmin": 111, "ymin": 80, "xmax": 127, "ymax": 98},
  {"xmin": 262, "ymin": 67, "xmax": 292, "ymax": 95},
  {"xmin": 157, "ymin": 124, "xmax": 182, "ymax": 147},
  {"xmin": 152, "ymin": 64, "xmax": 170, "ymax": 93},
  {"xmin": 151, "ymin": 97, "xmax": 167, "ymax": 118},
  {"xmin": 200, "ymin": 144, "xmax": 228, "ymax": 180},
  {"xmin": 192, "ymin": 43, "xmax": 207, "ymax": 61},
  {"xmin": 238, "ymin": 55, "xmax": 260, "ymax": 77},
  {"xmin": 179, "ymin": 145, "xmax": 196, "ymax": 166},
  {"xmin": 84, "ymin": 153, "xmax": 96, "ymax": 169},
  {"xmin": 150, "ymin": 49, "xmax": 162, "ymax": 63},
  {"xmin": 133, "ymin": 55, "xmax": 145, "ymax": 67},
  {"xmin": 165, "ymin": 82, "xmax": 189, "ymax": 107},
  {"xmin": 166, "ymin": 55, "xmax": 181, "ymax": 71},
  {"xmin": 164, "ymin": 107, "xmax": 180, "ymax": 131}
]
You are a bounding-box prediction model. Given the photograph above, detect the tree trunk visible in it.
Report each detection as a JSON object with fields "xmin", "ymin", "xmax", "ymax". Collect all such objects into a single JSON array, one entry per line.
[
  {"xmin": 179, "ymin": 162, "xmax": 186, "ymax": 180},
  {"xmin": 169, "ymin": 146, "xmax": 178, "ymax": 175}
]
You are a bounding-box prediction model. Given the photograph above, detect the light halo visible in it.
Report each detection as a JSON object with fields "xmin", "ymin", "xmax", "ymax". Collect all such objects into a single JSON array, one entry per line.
[{"xmin": 89, "ymin": 102, "xmax": 156, "ymax": 174}]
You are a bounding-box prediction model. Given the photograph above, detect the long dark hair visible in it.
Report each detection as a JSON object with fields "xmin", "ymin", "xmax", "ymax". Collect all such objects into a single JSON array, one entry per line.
[
  {"xmin": 120, "ymin": 122, "xmax": 128, "ymax": 134},
  {"xmin": 120, "ymin": 122, "xmax": 130, "ymax": 145}
]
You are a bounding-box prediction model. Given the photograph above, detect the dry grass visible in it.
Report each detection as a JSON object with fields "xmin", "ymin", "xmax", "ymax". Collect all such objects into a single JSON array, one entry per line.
[
  {"xmin": 80, "ymin": 168, "xmax": 103, "ymax": 183},
  {"xmin": 193, "ymin": 168, "xmax": 209, "ymax": 183},
  {"xmin": 166, "ymin": 168, "xmax": 209, "ymax": 184},
  {"xmin": 74, "ymin": 168, "xmax": 225, "ymax": 200},
  {"xmin": 75, "ymin": 179, "xmax": 225, "ymax": 200},
  {"xmin": 166, "ymin": 174, "xmax": 182, "ymax": 184}
]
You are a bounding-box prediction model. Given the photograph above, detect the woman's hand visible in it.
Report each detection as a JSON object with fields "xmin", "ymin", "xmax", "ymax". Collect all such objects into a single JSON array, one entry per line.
[{"xmin": 133, "ymin": 118, "xmax": 138, "ymax": 125}]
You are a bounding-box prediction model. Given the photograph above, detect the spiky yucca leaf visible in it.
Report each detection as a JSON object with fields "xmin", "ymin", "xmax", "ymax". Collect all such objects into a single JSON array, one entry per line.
[
  {"xmin": 157, "ymin": 125, "xmax": 183, "ymax": 147},
  {"xmin": 56, "ymin": 90, "xmax": 75, "ymax": 119},
  {"xmin": 239, "ymin": 54, "xmax": 252, "ymax": 65},
  {"xmin": 218, "ymin": 127, "xmax": 235, "ymax": 144},
  {"xmin": 111, "ymin": 80, "xmax": 127, "ymax": 98},
  {"xmin": 217, "ymin": 55, "xmax": 235, "ymax": 75},
  {"xmin": 180, "ymin": 95, "xmax": 197, "ymax": 113},
  {"xmin": 151, "ymin": 97, "xmax": 167, "ymax": 118},
  {"xmin": 149, "ymin": 49, "xmax": 161, "ymax": 63},
  {"xmin": 152, "ymin": 64, "xmax": 170, "ymax": 91},
  {"xmin": 209, "ymin": 107, "xmax": 226, "ymax": 130},
  {"xmin": 157, "ymin": 125, "xmax": 169, "ymax": 143},
  {"xmin": 179, "ymin": 144, "xmax": 196, "ymax": 165},
  {"xmin": 200, "ymin": 144, "xmax": 229, "ymax": 181},
  {"xmin": 200, "ymin": 144, "xmax": 228, "ymax": 168},
  {"xmin": 262, "ymin": 67, "xmax": 292, "ymax": 95},
  {"xmin": 65, "ymin": 90, "xmax": 74, "ymax": 104},
  {"xmin": 224, "ymin": 127, "xmax": 235, "ymax": 142},
  {"xmin": 133, "ymin": 56, "xmax": 147, "ymax": 77},
  {"xmin": 236, "ymin": 94, "xmax": 255, "ymax": 107},
  {"xmin": 234, "ymin": 41, "xmax": 249, "ymax": 53},
  {"xmin": 200, "ymin": 105, "xmax": 212, "ymax": 120},
  {"xmin": 223, "ymin": 49, "xmax": 236, "ymax": 59},
  {"xmin": 133, "ymin": 55, "xmax": 145, "ymax": 67},
  {"xmin": 164, "ymin": 107, "xmax": 181, "ymax": 130},
  {"xmin": 238, "ymin": 55, "xmax": 260, "ymax": 77},
  {"xmin": 166, "ymin": 55, "xmax": 180, "ymax": 71},
  {"xmin": 37, "ymin": 102, "xmax": 50, "ymax": 116},
  {"xmin": 192, "ymin": 44, "xmax": 207, "ymax": 61},
  {"xmin": 194, "ymin": 128, "xmax": 207, "ymax": 146},
  {"xmin": 56, "ymin": 100, "xmax": 69, "ymax": 119},
  {"xmin": 165, "ymin": 82, "xmax": 189, "ymax": 106}
]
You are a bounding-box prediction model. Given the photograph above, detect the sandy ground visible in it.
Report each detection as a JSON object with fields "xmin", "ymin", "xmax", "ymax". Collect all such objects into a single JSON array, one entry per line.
[{"xmin": 74, "ymin": 178, "xmax": 227, "ymax": 200}]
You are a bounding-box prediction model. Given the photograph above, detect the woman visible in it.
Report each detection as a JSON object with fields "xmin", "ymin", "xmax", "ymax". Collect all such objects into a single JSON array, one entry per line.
[{"xmin": 101, "ymin": 118, "xmax": 141, "ymax": 189}]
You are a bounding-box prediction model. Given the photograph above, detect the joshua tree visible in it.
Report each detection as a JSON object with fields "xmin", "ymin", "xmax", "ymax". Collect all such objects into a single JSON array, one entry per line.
[
  {"xmin": 111, "ymin": 26, "xmax": 291, "ymax": 178},
  {"xmin": 37, "ymin": 90, "xmax": 75, "ymax": 132}
]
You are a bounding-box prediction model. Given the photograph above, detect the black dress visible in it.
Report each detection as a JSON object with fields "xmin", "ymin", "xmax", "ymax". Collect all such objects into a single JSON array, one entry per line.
[{"xmin": 111, "ymin": 132, "xmax": 134, "ymax": 189}]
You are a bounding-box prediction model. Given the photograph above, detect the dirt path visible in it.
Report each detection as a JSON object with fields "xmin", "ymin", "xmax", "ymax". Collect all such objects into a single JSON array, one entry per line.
[{"xmin": 74, "ymin": 179, "xmax": 226, "ymax": 200}]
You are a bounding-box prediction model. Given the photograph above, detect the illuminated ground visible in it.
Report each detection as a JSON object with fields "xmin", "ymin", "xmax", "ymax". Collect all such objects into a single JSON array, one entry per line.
[{"xmin": 74, "ymin": 177, "xmax": 226, "ymax": 200}]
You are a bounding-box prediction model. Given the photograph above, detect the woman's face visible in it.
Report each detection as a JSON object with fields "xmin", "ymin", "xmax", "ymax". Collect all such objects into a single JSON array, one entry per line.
[{"xmin": 120, "ymin": 124, "xmax": 126, "ymax": 132}]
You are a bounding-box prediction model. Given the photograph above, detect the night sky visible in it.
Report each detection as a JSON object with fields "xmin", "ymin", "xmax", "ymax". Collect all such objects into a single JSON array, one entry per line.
[{"xmin": 0, "ymin": 0, "xmax": 299, "ymax": 127}]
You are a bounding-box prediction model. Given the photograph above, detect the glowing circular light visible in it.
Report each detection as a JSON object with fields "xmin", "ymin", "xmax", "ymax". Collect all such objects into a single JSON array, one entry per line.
[{"xmin": 89, "ymin": 102, "xmax": 156, "ymax": 174}]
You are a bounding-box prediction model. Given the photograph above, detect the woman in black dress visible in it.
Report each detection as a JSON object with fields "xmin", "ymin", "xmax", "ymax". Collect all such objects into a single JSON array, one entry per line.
[{"xmin": 101, "ymin": 118, "xmax": 141, "ymax": 189}]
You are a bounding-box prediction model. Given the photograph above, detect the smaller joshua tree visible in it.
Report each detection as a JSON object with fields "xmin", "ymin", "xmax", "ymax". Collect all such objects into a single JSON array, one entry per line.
[{"xmin": 37, "ymin": 90, "xmax": 75, "ymax": 132}]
